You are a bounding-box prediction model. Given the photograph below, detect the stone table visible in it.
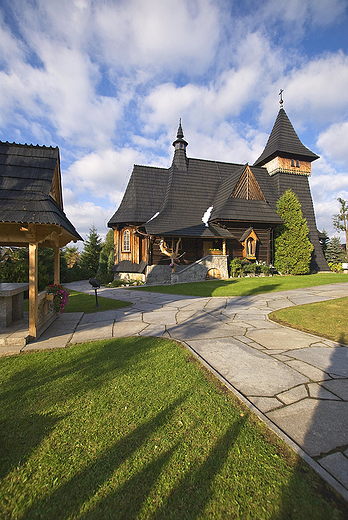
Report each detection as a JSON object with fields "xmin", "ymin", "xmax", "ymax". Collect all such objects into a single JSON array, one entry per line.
[{"xmin": 0, "ymin": 283, "xmax": 29, "ymax": 328}]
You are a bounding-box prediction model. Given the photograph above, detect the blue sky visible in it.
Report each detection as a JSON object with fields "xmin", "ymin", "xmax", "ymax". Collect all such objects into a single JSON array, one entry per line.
[{"xmin": 1, "ymin": 0, "xmax": 348, "ymax": 244}]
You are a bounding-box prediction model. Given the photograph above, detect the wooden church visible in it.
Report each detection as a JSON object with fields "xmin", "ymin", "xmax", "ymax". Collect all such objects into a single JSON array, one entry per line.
[{"xmin": 108, "ymin": 101, "xmax": 329, "ymax": 281}]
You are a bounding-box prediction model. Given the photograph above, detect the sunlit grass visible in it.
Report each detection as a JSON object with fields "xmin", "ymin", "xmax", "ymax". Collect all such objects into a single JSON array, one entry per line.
[
  {"xmin": 270, "ymin": 296, "xmax": 348, "ymax": 344},
  {"xmin": 1, "ymin": 337, "xmax": 346, "ymax": 519},
  {"xmin": 135, "ymin": 273, "xmax": 348, "ymax": 297}
]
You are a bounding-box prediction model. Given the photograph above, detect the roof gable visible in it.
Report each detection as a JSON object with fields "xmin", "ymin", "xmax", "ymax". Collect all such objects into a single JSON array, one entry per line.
[
  {"xmin": 253, "ymin": 108, "xmax": 319, "ymax": 167},
  {"xmin": 231, "ymin": 165, "xmax": 265, "ymax": 201}
]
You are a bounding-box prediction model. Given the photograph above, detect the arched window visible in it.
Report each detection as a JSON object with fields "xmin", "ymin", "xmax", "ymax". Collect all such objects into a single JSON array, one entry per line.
[
  {"xmin": 291, "ymin": 159, "xmax": 295, "ymax": 167},
  {"xmin": 296, "ymin": 160, "xmax": 300, "ymax": 168},
  {"xmin": 122, "ymin": 229, "xmax": 131, "ymax": 252}
]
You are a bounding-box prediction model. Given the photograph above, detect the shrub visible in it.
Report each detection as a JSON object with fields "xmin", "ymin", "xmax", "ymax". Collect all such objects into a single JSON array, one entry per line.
[
  {"xmin": 229, "ymin": 258, "xmax": 242, "ymax": 277},
  {"xmin": 328, "ymin": 262, "xmax": 343, "ymax": 273}
]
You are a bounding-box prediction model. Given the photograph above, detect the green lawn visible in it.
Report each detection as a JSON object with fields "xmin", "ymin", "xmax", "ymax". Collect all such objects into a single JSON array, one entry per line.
[
  {"xmin": 63, "ymin": 289, "xmax": 131, "ymax": 313},
  {"xmin": 269, "ymin": 296, "xmax": 348, "ymax": 345},
  {"xmin": 135, "ymin": 273, "xmax": 348, "ymax": 297},
  {"xmin": 1, "ymin": 338, "xmax": 347, "ymax": 519},
  {"xmin": 24, "ymin": 289, "xmax": 131, "ymax": 314}
]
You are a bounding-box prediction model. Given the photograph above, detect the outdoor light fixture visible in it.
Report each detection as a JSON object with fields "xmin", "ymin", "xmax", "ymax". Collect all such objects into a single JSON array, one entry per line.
[{"xmin": 89, "ymin": 278, "xmax": 101, "ymax": 307}]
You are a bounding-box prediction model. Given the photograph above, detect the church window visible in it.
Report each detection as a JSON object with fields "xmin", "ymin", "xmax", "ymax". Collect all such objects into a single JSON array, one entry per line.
[
  {"xmin": 122, "ymin": 229, "xmax": 131, "ymax": 252},
  {"xmin": 296, "ymin": 160, "xmax": 300, "ymax": 167},
  {"xmin": 291, "ymin": 159, "xmax": 295, "ymax": 167}
]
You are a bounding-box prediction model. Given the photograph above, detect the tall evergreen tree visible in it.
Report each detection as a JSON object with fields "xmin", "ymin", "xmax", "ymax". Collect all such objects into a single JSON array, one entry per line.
[
  {"xmin": 274, "ymin": 189, "xmax": 313, "ymax": 275},
  {"xmin": 333, "ymin": 197, "xmax": 348, "ymax": 261},
  {"xmin": 80, "ymin": 225, "xmax": 102, "ymax": 274},
  {"xmin": 325, "ymin": 236, "xmax": 346, "ymax": 264}
]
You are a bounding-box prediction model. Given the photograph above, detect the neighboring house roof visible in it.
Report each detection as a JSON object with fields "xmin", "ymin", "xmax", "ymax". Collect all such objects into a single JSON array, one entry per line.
[
  {"xmin": 253, "ymin": 108, "xmax": 319, "ymax": 167},
  {"xmin": 0, "ymin": 141, "xmax": 82, "ymax": 242}
]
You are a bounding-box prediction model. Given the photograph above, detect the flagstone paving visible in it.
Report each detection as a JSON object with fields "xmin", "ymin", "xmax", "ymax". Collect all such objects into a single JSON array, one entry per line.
[{"xmin": 1, "ymin": 279, "xmax": 348, "ymax": 500}]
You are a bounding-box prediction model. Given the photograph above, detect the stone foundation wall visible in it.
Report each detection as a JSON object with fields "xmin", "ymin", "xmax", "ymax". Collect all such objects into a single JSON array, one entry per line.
[{"xmin": 145, "ymin": 256, "xmax": 229, "ymax": 285}]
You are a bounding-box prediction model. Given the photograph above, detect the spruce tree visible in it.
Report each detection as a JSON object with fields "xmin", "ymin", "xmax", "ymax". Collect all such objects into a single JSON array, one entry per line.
[
  {"xmin": 325, "ymin": 236, "xmax": 346, "ymax": 264},
  {"xmin": 274, "ymin": 189, "xmax": 313, "ymax": 275},
  {"xmin": 80, "ymin": 225, "xmax": 102, "ymax": 274}
]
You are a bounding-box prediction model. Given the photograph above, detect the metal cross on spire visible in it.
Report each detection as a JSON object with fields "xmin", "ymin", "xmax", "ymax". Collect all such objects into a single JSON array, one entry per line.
[{"xmin": 279, "ymin": 89, "xmax": 284, "ymax": 108}]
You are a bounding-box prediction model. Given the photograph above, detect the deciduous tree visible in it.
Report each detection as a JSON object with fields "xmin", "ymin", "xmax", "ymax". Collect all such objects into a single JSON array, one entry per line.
[{"xmin": 333, "ymin": 197, "xmax": 348, "ymax": 261}]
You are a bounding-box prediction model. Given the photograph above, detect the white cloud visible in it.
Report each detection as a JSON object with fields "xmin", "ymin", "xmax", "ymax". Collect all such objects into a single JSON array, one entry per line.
[
  {"xmin": 317, "ymin": 122, "xmax": 348, "ymax": 166},
  {"xmin": 65, "ymin": 147, "xmax": 159, "ymax": 204},
  {"xmin": 63, "ymin": 190, "xmax": 113, "ymax": 241}
]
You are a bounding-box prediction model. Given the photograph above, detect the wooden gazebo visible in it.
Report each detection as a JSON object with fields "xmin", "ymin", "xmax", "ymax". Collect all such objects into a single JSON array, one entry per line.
[{"xmin": 0, "ymin": 141, "xmax": 82, "ymax": 339}]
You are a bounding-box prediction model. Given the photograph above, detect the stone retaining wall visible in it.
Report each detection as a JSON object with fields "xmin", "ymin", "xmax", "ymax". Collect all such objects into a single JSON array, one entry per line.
[{"xmin": 145, "ymin": 255, "xmax": 229, "ymax": 285}]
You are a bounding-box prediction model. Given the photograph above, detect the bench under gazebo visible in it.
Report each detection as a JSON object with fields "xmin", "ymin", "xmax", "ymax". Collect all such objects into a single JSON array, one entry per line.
[{"xmin": 0, "ymin": 141, "xmax": 82, "ymax": 340}]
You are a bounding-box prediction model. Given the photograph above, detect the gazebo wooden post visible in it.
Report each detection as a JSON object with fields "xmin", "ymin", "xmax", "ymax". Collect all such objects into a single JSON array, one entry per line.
[
  {"xmin": 222, "ymin": 239, "xmax": 226, "ymax": 255},
  {"xmin": 29, "ymin": 241, "xmax": 38, "ymax": 339},
  {"xmin": 53, "ymin": 246, "xmax": 60, "ymax": 285}
]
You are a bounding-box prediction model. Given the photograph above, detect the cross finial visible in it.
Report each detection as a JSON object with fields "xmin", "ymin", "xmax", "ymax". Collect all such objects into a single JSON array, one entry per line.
[{"xmin": 279, "ymin": 89, "xmax": 284, "ymax": 108}]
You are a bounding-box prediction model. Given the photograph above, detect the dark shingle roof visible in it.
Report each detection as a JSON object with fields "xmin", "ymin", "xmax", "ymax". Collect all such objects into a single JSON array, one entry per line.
[
  {"xmin": 0, "ymin": 141, "xmax": 82, "ymax": 241},
  {"xmin": 253, "ymin": 108, "xmax": 319, "ymax": 167}
]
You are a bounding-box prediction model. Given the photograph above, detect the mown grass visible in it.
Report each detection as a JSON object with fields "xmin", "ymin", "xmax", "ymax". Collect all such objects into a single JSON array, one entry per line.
[
  {"xmin": 1, "ymin": 337, "xmax": 347, "ymax": 519},
  {"xmin": 24, "ymin": 289, "xmax": 131, "ymax": 314},
  {"xmin": 135, "ymin": 273, "xmax": 348, "ymax": 297},
  {"xmin": 269, "ymin": 296, "xmax": 348, "ymax": 345}
]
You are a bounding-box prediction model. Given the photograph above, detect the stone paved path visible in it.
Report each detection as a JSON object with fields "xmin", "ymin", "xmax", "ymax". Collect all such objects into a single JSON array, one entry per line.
[{"xmin": 1, "ymin": 280, "xmax": 348, "ymax": 500}]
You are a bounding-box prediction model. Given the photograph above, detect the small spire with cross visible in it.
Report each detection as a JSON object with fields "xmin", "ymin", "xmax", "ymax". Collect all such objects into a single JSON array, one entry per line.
[{"xmin": 279, "ymin": 89, "xmax": 284, "ymax": 109}]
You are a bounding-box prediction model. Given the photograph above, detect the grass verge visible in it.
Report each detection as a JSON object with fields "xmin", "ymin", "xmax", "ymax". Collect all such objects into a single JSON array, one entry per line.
[
  {"xmin": 269, "ymin": 296, "xmax": 348, "ymax": 344},
  {"xmin": 135, "ymin": 273, "xmax": 348, "ymax": 297},
  {"xmin": 1, "ymin": 337, "xmax": 347, "ymax": 519}
]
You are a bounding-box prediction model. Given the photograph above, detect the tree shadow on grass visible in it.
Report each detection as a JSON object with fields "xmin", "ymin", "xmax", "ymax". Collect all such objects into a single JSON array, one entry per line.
[
  {"xmin": 20, "ymin": 396, "xmax": 187, "ymax": 520},
  {"xmin": 0, "ymin": 337, "xmax": 160, "ymax": 481}
]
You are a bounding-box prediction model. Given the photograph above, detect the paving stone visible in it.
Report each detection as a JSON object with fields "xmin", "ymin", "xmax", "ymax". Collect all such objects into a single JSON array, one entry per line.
[
  {"xmin": 284, "ymin": 359, "xmax": 331, "ymax": 381},
  {"xmin": 141, "ymin": 310, "xmax": 177, "ymax": 326},
  {"xmin": 115, "ymin": 310, "xmax": 143, "ymax": 322},
  {"xmin": 139, "ymin": 325, "xmax": 167, "ymax": 337},
  {"xmin": 266, "ymin": 299, "xmax": 295, "ymax": 310},
  {"xmin": 308, "ymin": 383, "xmax": 341, "ymax": 400},
  {"xmin": 267, "ymin": 399, "xmax": 348, "ymax": 457},
  {"xmin": 175, "ymin": 310, "xmax": 199, "ymax": 324},
  {"xmin": 277, "ymin": 385, "xmax": 308, "ymax": 405},
  {"xmin": 318, "ymin": 452, "xmax": 348, "ymax": 489},
  {"xmin": 246, "ymin": 328, "xmax": 314, "ymax": 350},
  {"xmin": 321, "ymin": 379, "xmax": 348, "ymax": 400},
  {"xmin": 285, "ymin": 346, "xmax": 348, "ymax": 377},
  {"xmin": 187, "ymin": 337, "xmax": 308, "ymax": 396},
  {"xmin": 79, "ymin": 310, "xmax": 117, "ymax": 324},
  {"xmin": 288, "ymin": 295, "xmax": 333, "ymax": 305},
  {"xmin": 112, "ymin": 321, "xmax": 148, "ymax": 337},
  {"xmin": 248, "ymin": 396, "xmax": 282, "ymax": 413},
  {"xmin": 271, "ymin": 354, "xmax": 293, "ymax": 361},
  {"xmin": 71, "ymin": 321, "xmax": 113, "ymax": 343}
]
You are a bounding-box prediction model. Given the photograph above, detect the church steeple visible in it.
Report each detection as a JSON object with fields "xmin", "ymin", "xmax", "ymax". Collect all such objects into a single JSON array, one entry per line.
[
  {"xmin": 172, "ymin": 119, "xmax": 188, "ymax": 151},
  {"xmin": 172, "ymin": 119, "xmax": 188, "ymax": 171},
  {"xmin": 253, "ymin": 100, "xmax": 319, "ymax": 176}
]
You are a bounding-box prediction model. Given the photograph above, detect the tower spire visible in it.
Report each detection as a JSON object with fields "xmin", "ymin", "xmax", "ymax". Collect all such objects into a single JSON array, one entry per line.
[{"xmin": 279, "ymin": 89, "xmax": 284, "ymax": 109}]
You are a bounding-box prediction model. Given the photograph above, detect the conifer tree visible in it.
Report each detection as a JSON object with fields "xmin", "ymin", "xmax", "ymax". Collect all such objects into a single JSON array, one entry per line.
[
  {"xmin": 80, "ymin": 225, "xmax": 102, "ymax": 274},
  {"xmin": 274, "ymin": 189, "xmax": 313, "ymax": 275},
  {"xmin": 325, "ymin": 236, "xmax": 346, "ymax": 264}
]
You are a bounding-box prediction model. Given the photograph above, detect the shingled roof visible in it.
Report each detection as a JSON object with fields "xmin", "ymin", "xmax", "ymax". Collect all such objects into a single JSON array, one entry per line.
[
  {"xmin": 0, "ymin": 141, "xmax": 82, "ymax": 242},
  {"xmin": 253, "ymin": 108, "xmax": 319, "ymax": 167}
]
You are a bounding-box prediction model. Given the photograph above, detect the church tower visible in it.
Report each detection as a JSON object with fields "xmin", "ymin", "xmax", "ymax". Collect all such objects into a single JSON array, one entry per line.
[{"xmin": 253, "ymin": 93, "xmax": 319, "ymax": 175}]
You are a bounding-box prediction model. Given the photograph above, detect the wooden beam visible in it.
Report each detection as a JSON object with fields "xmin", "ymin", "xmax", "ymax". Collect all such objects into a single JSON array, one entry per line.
[
  {"xmin": 29, "ymin": 242, "xmax": 38, "ymax": 339},
  {"xmin": 54, "ymin": 246, "xmax": 60, "ymax": 285}
]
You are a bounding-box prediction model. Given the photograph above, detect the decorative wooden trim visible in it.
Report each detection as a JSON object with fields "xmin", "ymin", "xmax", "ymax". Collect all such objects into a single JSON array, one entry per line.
[{"xmin": 232, "ymin": 165, "xmax": 265, "ymax": 201}]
